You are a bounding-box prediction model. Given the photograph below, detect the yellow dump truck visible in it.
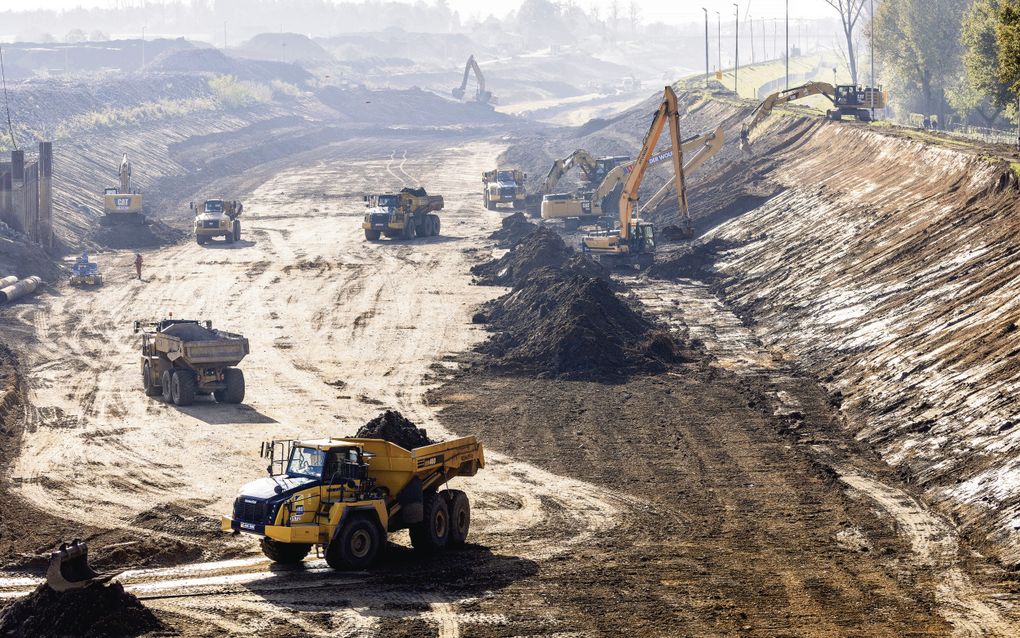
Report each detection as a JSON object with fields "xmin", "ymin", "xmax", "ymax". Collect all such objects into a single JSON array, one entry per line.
[
  {"xmin": 361, "ymin": 187, "xmax": 443, "ymax": 241},
  {"xmin": 222, "ymin": 436, "xmax": 484, "ymax": 569}
]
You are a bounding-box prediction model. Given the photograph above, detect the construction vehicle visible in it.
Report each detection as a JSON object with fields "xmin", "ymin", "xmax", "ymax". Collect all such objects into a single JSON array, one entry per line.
[
  {"xmin": 452, "ymin": 54, "xmax": 496, "ymax": 105},
  {"xmin": 46, "ymin": 540, "xmax": 113, "ymax": 591},
  {"xmin": 362, "ymin": 187, "xmax": 443, "ymax": 241},
  {"xmin": 69, "ymin": 251, "xmax": 102, "ymax": 286},
  {"xmin": 100, "ymin": 154, "xmax": 145, "ymax": 225},
  {"xmin": 581, "ymin": 86, "xmax": 689, "ymax": 269},
  {"xmin": 482, "ymin": 168, "xmax": 527, "ymax": 210},
  {"xmin": 135, "ymin": 317, "xmax": 249, "ymax": 406},
  {"xmin": 192, "ymin": 199, "xmax": 243, "ymax": 245},
  {"xmin": 222, "ymin": 435, "xmax": 484, "ymax": 570},
  {"xmin": 740, "ymin": 81, "xmax": 887, "ymax": 150},
  {"xmin": 525, "ymin": 150, "xmax": 630, "ymax": 214},
  {"xmin": 542, "ymin": 127, "xmax": 724, "ymax": 228}
]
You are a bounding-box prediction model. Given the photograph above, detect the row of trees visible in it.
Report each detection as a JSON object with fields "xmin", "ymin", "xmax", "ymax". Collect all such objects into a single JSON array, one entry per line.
[{"xmin": 825, "ymin": 0, "xmax": 1020, "ymax": 129}]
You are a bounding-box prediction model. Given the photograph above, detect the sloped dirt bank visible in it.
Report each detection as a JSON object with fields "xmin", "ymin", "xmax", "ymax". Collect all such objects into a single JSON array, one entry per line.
[{"xmin": 684, "ymin": 109, "xmax": 1020, "ymax": 568}]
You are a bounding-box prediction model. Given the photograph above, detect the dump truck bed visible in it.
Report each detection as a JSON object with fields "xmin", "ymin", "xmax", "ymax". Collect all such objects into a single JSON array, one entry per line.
[{"xmin": 154, "ymin": 327, "xmax": 249, "ymax": 367}]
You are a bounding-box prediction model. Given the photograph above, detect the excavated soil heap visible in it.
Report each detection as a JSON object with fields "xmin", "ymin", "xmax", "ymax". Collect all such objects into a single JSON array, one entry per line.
[
  {"xmin": 488, "ymin": 212, "xmax": 538, "ymax": 248},
  {"xmin": 0, "ymin": 582, "xmax": 161, "ymax": 638},
  {"xmin": 478, "ymin": 266, "xmax": 677, "ymax": 378},
  {"xmin": 355, "ymin": 410, "xmax": 434, "ymax": 449},
  {"xmin": 472, "ymin": 227, "xmax": 573, "ymax": 286}
]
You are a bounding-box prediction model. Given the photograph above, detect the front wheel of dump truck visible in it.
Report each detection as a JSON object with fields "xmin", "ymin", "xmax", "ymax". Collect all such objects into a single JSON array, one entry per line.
[
  {"xmin": 364, "ymin": 229, "xmax": 381, "ymax": 241},
  {"xmin": 410, "ymin": 490, "xmax": 449, "ymax": 552},
  {"xmin": 260, "ymin": 538, "xmax": 310, "ymax": 564},
  {"xmin": 215, "ymin": 367, "xmax": 245, "ymax": 404},
  {"xmin": 142, "ymin": 361, "xmax": 161, "ymax": 397},
  {"xmin": 233, "ymin": 220, "xmax": 241, "ymax": 242},
  {"xmin": 171, "ymin": 370, "xmax": 197, "ymax": 406},
  {"xmin": 161, "ymin": 370, "xmax": 173, "ymax": 402},
  {"xmin": 326, "ymin": 516, "xmax": 381, "ymax": 570},
  {"xmin": 403, "ymin": 220, "xmax": 417, "ymax": 241},
  {"xmin": 444, "ymin": 490, "xmax": 470, "ymax": 547}
]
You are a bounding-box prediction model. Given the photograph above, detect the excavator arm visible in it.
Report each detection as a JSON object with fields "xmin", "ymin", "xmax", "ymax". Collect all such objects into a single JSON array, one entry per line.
[
  {"xmin": 618, "ymin": 85, "xmax": 687, "ymax": 240},
  {"xmin": 452, "ymin": 55, "xmax": 492, "ymax": 104},
  {"xmin": 642, "ymin": 126, "xmax": 725, "ymax": 214},
  {"xmin": 740, "ymin": 81, "xmax": 836, "ymax": 150},
  {"xmin": 538, "ymin": 149, "xmax": 599, "ymax": 196},
  {"xmin": 118, "ymin": 153, "xmax": 132, "ymax": 194}
]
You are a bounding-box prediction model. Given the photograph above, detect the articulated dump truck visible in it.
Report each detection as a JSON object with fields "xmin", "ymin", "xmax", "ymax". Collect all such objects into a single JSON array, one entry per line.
[{"xmin": 223, "ymin": 436, "xmax": 484, "ymax": 570}]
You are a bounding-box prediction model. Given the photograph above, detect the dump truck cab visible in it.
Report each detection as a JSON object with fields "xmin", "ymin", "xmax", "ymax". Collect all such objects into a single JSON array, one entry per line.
[
  {"xmin": 193, "ymin": 199, "xmax": 242, "ymax": 245},
  {"xmin": 223, "ymin": 435, "xmax": 484, "ymax": 570},
  {"xmin": 482, "ymin": 168, "xmax": 527, "ymax": 210}
]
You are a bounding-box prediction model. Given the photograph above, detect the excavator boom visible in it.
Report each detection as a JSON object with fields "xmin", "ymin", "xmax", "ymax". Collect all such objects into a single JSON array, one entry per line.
[{"xmin": 452, "ymin": 55, "xmax": 494, "ymax": 105}]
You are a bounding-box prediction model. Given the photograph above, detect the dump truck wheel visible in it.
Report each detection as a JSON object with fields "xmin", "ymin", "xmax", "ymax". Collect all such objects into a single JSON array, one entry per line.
[
  {"xmin": 218, "ymin": 367, "xmax": 245, "ymax": 404},
  {"xmin": 364, "ymin": 229, "xmax": 381, "ymax": 241},
  {"xmin": 171, "ymin": 370, "xmax": 197, "ymax": 406},
  {"xmin": 233, "ymin": 220, "xmax": 241, "ymax": 242},
  {"xmin": 431, "ymin": 215, "xmax": 441, "ymax": 236},
  {"xmin": 260, "ymin": 538, "xmax": 310, "ymax": 564},
  {"xmin": 326, "ymin": 516, "xmax": 381, "ymax": 570},
  {"xmin": 410, "ymin": 490, "xmax": 449, "ymax": 552},
  {"xmin": 142, "ymin": 361, "xmax": 160, "ymax": 397},
  {"xmin": 444, "ymin": 490, "xmax": 470, "ymax": 547},
  {"xmin": 161, "ymin": 370, "xmax": 173, "ymax": 402},
  {"xmin": 403, "ymin": 220, "xmax": 417, "ymax": 241},
  {"xmin": 225, "ymin": 231, "xmax": 235, "ymax": 244},
  {"xmin": 196, "ymin": 235, "xmax": 206, "ymax": 245}
]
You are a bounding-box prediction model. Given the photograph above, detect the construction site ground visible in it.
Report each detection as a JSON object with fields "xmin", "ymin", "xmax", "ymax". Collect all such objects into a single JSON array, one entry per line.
[{"xmin": 2, "ymin": 91, "xmax": 1020, "ymax": 636}]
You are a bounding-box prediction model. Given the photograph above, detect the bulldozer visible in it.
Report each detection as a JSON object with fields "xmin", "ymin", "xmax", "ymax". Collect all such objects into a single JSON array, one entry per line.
[
  {"xmin": 99, "ymin": 154, "xmax": 145, "ymax": 226},
  {"xmin": 541, "ymin": 126, "xmax": 724, "ymax": 228},
  {"xmin": 362, "ymin": 187, "xmax": 443, "ymax": 241},
  {"xmin": 581, "ymin": 85, "xmax": 690, "ymax": 269},
  {"xmin": 223, "ymin": 435, "xmax": 484, "ymax": 570},
  {"xmin": 741, "ymin": 81, "xmax": 887, "ymax": 150},
  {"xmin": 452, "ymin": 54, "xmax": 496, "ymax": 105}
]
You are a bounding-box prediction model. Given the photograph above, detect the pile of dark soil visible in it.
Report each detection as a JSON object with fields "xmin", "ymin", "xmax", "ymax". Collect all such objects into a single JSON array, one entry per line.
[
  {"xmin": 89, "ymin": 219, "xmax": 186, "ymax": 250},
  {"xmin": 355, "ymin": 410, "xmax": 434, "ymax": 449},
  {"xmin": 488, "ymin": 212, "xmax": 537, "ymax": 248},
  {"xmin": 477, "ymin": 267, "xmax": 678, "ymax": 378},
  {"xmin": 0, "ymin": 582, "xmax": 161, "ymax": 638},
  {"xmin": 647, "ymin": 237, "xmax": 747, "ymax": 281},
  {"xmin": 472, "ymin": 227, "xmax": 573, "ymax": 286}
]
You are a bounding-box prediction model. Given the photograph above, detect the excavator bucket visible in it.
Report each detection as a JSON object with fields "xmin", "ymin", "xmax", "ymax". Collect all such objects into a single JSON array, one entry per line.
[{"xmin": 45, "ymin": 540, "xmax": 110, "ymax": 592}]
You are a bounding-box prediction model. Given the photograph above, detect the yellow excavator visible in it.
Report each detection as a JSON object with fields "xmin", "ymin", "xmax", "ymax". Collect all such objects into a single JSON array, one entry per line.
[
  {"xmin": 99, "ymin": 154, "xmax": 145, "ymax": 225},
  {"xmin": 542, "ymin": 126, "xmax": 723, "ymax": 227},
  {"xmin": 452, "ymin": 54, "xmax": 495, "ymax": 105},
  {"xmin": 525, "ymin": 149, "xmax": 629, "ymax": 213},
  {"xmin": 581, "ymin": 86, "xmax": 689, "ymax": 269},
  {"xmin": 740, "ymin": 81, "xmax": 886, "ymax": 150}
]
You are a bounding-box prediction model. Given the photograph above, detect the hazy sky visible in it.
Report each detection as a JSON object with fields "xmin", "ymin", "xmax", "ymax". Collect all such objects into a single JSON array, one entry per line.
[{"xmin": 22, "ymin": 1, "xmax": 836, "ymax": 24}]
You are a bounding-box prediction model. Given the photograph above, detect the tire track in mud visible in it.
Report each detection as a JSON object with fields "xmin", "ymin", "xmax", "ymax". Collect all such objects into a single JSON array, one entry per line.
[
  {"xmin": 0, "ymin": 138, "xmax": 634, "ymax": 637},
  {"xmin": 631, "ymin": 275, "xmax": 1020, "ymax": 636}
]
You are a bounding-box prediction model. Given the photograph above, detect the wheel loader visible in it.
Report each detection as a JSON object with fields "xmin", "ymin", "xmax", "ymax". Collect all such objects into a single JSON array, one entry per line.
[
  {"xmin": 361, "ymin": 187, "xmax": 443, "ymax": 241},
  {"xmin": 222, "ymin": 435, "xmax": 484, "ymax": 570},
  {"xmin": 135, "ymin": 318, "xmax": 249, "ymax": 406}
]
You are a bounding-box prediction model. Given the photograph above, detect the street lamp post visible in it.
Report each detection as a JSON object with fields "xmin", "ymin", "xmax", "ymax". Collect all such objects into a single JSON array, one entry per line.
[
  {"xmin": 141, "ymin": 26, "xmax": 146, "ymax": 69},
  {"xmin": 716, "ymin": 11, "xmax": 721, "ymax": 78},
  {"xmin": 870, "ymin": 0, "xmax": 876, "ymax": 120},
  {"xmin": 785, "ymin": 0, "xmax": 789, "ymax": 89},
  {"xmin": 703, "ymin": 8, "xmax": 709, "ymax": 88},
  {"xmin": 734, "ymin": 3, "xmax": 739, "ymax": 96}
]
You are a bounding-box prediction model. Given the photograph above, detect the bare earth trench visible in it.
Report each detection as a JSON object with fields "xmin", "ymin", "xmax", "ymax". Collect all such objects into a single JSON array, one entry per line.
[{"xmin": 0, "ymin": 131, "xmax": 1017, "ymax": 635}]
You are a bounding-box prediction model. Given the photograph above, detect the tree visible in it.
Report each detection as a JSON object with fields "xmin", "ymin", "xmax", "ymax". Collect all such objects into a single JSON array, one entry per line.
[
  {"xmin": 873, "ymin": 0, "xmax": 969, "ymax": 123},
  {"xmin": 954, "ymin": 0, "xmax": 1010, "ymax": 125},
  {"xmin": 996, "ymin": 1, "xmax": 1020, "ymax": 94},
  {"xmin": 822, "ymin": 0, "xmax": 867, "ymax": 84}
]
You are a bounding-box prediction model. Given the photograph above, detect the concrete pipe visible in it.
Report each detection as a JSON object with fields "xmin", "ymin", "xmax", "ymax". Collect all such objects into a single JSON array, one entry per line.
[
  {"xmin": 0, "ymin": 276, "xmax": 42, "ymax": 304},
  {"xmin": 0, "ymin": 276, "xmax": 18, "ymax": 289}
]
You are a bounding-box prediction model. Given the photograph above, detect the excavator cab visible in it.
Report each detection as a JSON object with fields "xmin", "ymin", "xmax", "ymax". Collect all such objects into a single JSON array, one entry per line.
[{"xmin": 46, "ymin": 540, "xmax": 112, "ymax": 592}]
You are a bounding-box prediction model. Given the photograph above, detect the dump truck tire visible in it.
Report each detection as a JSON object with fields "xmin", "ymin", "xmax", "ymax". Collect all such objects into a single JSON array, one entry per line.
[
  {"xmin": 233, "ymin": 220, "xmax": 241, "ymax": 242},
  {"xmin": 326, "ymin": 515, "xmax": 381, "ymax": 570},
  {"xmin": 142, "ymin": 361, "xmax": 160, "ymax": 397},
  {"xmin": 432, "ymin": 215, "xmax": 441, "ymax": 236},
  {"xmin": 161, "ymin": 370, "xmax": 173, "ymax": 402},
  {"xmin": 225, "ymin": 231, "xmax": 235, "ymax": 244},
  {"xmin": 260, "ymin": 538, "xmax": 310, "ymax": 564},
  {"xmin": 444, "ymin": 490, "xmax": 470, "ymax": 547},
  {"xmin": 403, "ymin": 220, "xmax": 416, "ymax": 241},
  {"xmin": 410, "ymin": 490, "xmax": 449, "ymax": 552},
  {"xmin": 215, "ymin": 367, "xmax": 245, "ymax": 404},
  {"xmin": 364, "ymin": 229, "xmax": 381, "ymax": 241},
  {"xmin": 171, "ymin": 370, "xmax": 197, "ymax": 406},
  {"xmin": 196, "ymin": 235, "xmax": 206, "ymax": 245}
]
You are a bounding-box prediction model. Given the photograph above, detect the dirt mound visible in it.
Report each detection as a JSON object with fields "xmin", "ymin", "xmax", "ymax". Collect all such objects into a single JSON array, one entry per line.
[
  {"xmin": 355, "ymin": 410, "xmax": 434, "ymax": 449},
  {"xmin": 647, "ymin": 237, "xmax": 746, "ymax": 281},
  {"xmin": 88, "ymin": 218, "xmax": 186, "ymax": 250},
  {"xmin": 477, "ymin": 266, "xmax": 675, "ymax": 378},
  {"xmin": 472, "ymin": 227, "xmax": 573, "ymax": 286},
  {"xmin": 488, "ymin": 212, "xmax": 538, "ymax": 248},
  {"xmin": 149, "ymin": 47, "xmax": 312, "ymax": 85},
  {"xmin": 316, "ymin": 85, "xmax": 509, "ymax": 126},
  {"xmin": 0, "ymin": 582, "xmax": 161, "ymax": 638}
]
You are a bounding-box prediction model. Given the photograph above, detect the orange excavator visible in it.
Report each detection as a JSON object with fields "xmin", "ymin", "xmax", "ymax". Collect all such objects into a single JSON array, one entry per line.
[{"xmin": 581, "ymin": 85, "xmax": 689, "ymax": 269}]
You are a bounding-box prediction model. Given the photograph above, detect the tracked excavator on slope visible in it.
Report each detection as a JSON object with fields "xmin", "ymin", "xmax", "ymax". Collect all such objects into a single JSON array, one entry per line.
[
  {"xmin": 740, "ymin": 81, "xmax": 886, "ymax": 151},
  {"xmin": 452, "ymin": 54, "xmax": 496, "ymax": 105},
  {"xmin": 99, "ymin": 154, "xmax": 146, "ymax": 225},
  {"xmin": 581, "ymin": 85, "xmax": 689, "ymax": 269},
  {"xmin": 541, "ymin": 126, "xmax": 724, "ymax": 227},
  {"xmin": 525, "ymin": 149, "xmax": 629, "ymax": 213}
]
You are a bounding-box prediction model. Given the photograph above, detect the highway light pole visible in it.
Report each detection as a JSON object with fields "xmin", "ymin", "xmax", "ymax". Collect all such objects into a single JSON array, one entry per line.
[
  {"xmin": 870, "ymin": 0, "xmax": 876, "ymax": 120},
  {"xmin": 716, "ymin": 11, "xmax": 721, "ymax": 78},
  {"xmin": 734, "ymin": 3, "xmax": 739, "ymax": 96},
  {"xmin": 785, "ymin": 0, "xmax": 789, "ymax": 90},
  {"xmin": 703, "ymin": 8, "xmax": 709, "ymax": 88}
]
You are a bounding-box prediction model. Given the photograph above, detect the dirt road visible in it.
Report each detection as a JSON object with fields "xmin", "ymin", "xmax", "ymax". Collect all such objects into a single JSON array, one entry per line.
[{"xmin": 0, "ymin": 136, "xmax": 630, "ymax": 635}]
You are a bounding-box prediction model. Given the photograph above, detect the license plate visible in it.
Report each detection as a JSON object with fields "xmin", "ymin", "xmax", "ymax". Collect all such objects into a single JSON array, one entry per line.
[{"xmin": 240, "ymin": 522, "xmax": 255, "ymax": 530}]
